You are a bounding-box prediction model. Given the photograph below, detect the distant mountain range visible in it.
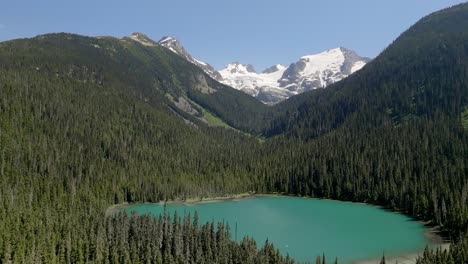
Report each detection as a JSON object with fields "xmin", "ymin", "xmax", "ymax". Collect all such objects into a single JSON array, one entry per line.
[{"xmin": 148, "ymin": 33, "xmax": 370, "ymax": 104}]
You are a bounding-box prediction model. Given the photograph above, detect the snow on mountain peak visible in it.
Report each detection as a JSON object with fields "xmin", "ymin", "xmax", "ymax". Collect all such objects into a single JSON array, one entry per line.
[
  {"xmin": 158, "ymin": 36, "xmax": 174, "ymax": 44},
  {"xmin": 157, "ymin": 36, "xmax": 187, "ymax": 56},
  {"xmin": 278, "ymin": 47, "xmax": 369, "ymax": 93},
  {"xmin": 295, "ymin": 47, "xmax": 347, "ymax": 86},
  {"xmin": 301, "ymin": 47, "xmax": 342, "ymax": 59},
  {"xmin": 219, "ymin": 63, "xmax": 289, "ymax": 102},
  {"xmin": 219, "ymin": 47, "xmax": 369, "ymax": 104},
  {"xmin": 223, "ymin": 63, "xmax": 257, "ymax": 74},
  {"xmin": 262, "ymin": 64, "xmax": 287, "ymax": 74}
]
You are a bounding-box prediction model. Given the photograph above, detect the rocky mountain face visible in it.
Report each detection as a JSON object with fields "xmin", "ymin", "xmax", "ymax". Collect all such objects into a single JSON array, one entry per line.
[
  {"xmin": 157, "ymin": 36, "xmax": 223, "ymax": 81},
  {"xmin": 129, "ymin": 32, "xmax": 158, "ymax": 46}
]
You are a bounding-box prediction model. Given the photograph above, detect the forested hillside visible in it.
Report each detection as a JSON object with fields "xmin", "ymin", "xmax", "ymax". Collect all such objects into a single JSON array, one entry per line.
[
  {"xmin": 0, "ymin": 33, "xmax": 268, "ymax": 133},
  {"xmin": 265, "ymin": 3, "xmax": 468, "ymax": 139},
  {"xmin": 0, "ymin": 2, "xmax": 467, "ymax": 264},
  {"xmin": 0, "ymin": 50, "xmax": 282, "ymax": 263}
]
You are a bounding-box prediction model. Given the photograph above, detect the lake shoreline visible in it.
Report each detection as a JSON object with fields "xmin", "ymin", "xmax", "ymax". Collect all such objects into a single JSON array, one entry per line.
[
  {"xmin": 353, "ymin": 242, "xmax": 450, "ymax": 264},
  {"xmin": 106, "ymin": 192, "xmax": 451, "ymax": 264}
]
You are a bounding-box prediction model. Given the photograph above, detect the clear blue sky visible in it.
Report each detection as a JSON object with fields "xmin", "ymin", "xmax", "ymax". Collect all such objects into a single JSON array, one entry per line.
[{"xmin": 0, "ymin": 0, "xmax": 465, "ymax": 71}]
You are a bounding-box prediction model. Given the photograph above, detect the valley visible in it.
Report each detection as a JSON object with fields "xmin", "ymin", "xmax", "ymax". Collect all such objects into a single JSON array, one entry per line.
[{"xmin": 0, "ymin": 2, "xmax": 467, "ymax": 264}]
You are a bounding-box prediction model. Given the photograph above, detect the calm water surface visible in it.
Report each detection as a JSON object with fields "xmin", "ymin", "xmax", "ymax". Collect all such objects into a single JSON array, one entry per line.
[{"xmin": 125, "ymin": 197, "xmax": 431, "ymax": 263}]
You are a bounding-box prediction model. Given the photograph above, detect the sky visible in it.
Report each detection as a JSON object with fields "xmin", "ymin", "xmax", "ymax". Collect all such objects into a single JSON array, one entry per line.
[{"xmin": 0, "ymin": 0, "xmax": 466, "ymax": 71}]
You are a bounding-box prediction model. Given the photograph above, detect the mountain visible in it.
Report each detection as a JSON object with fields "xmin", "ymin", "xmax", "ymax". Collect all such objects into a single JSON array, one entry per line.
[
  {"xmin": 258, "ymin": 2, "xmax": 468, "ymax": 244},
  {"xmin": 154, "ymin": 35, "xmax": 369, "ymax": 104},
  {"xmin": 278, "ymin": 47, "xmax": 370, "ymax": 92},
  {"xmin": 218, "ymin": 63, "xmax": 294, "ymax": 104},
  {"xmin": 126, "ymin": 33, "xmax": 267, "ymax": 133},
  {"xmin": 129, "ymin": 32, "xmax": 158, "ymax": 46},
  {"xmin": 6, "ymin": 32, "xmax": 267, "ymax": 133},
  {"xmin": 265, "ymin": 3, "xmax": 468, "ymax": 140},
  {"xmin": 157, "ymin": 35, "xmax": 223, "ymax": 81},
  {"xmin": 0, "ymin": 3, "xmax": 468, "ymax": 264},
  {"xmin": 219, "ymin": 47, "xmax": 369, "ymax": 104},
  {"xmin": 0, "ymin": 32, "xmax": 288, "ymax": 263}
]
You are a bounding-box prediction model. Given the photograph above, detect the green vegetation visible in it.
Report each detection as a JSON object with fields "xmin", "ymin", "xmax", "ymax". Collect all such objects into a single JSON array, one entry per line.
[
  {"xmin": 416, "ymin": 238, "xmax": 468, "ymax": 264},
  {"xmin": 265, "ymin": 3, "xmax": 468, "ymax": 139},
  {"xmin": 202, "ymin": 108, "xmax": 232, "ymax": 128},
  {"xmin": 100, "ymin": 211, "xmax": 294, "ymax": 264},
  {"xmin": 184, "ymin": 97, "xmax": 233, "ymax": 129},
  {"xmin": 0, "ymin": 2, "xmax": 467, "ymax": 264},
  {"xmin": 462, "ymin": 106, "xmax": 468, "ymax": 130}
]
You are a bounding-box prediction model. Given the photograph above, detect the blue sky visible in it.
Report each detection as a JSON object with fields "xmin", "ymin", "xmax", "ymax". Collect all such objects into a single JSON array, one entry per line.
[{"xmin": 0, "ymin": 0, "xmax": 465, "ymax": 70}]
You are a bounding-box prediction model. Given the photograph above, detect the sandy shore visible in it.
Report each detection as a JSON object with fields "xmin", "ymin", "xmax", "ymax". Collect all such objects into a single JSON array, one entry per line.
[
  {"xmin": 106, "ymin": 192, "xmax": 374, "ymax": 214},
  {"xmin": 354, "ymin": 242, "xmax": 450, "ymax": 264},
  {"xmin": 106, "ymin": 192, "xmax": 451, "ymax": 264}
]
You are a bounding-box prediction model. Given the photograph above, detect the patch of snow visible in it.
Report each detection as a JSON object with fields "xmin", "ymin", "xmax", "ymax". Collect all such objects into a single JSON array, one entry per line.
[
  {"xmin": 159, "ymin": 36, "xmax": 173, "ymax": 44},
  {"xmin": 193, "ymin": 58, "xmax": 207, "ymax": 66},
  {"xmin": 261, "ymin": 66, "xmax": 286, "ymax": 82},
  {"xmin": 130, "ymin": 33, "xmax": 156, "ymax": 46},
  {"xmin": 351, "ymin": 61, "xmax": 366, "ymax": 73},
  {"xmin": 157, "ymin": 35, "xmax": 222, "ymax": 80}
]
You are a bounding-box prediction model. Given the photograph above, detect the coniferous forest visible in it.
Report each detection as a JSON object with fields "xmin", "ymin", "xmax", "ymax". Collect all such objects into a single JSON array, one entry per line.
[{"xmin": 0, "ymin": 3, "xmax": 468, "ymax": 264}]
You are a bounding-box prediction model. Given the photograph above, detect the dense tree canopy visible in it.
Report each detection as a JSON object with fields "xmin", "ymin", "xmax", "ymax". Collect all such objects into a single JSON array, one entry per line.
[{"xmin": 0, "ymin": 2, "xmax": 467, "ymax": 264}]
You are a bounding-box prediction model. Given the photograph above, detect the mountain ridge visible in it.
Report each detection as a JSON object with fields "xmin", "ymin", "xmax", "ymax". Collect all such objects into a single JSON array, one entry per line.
[
  {"xmin": 218, "ymin": 47, "xmax": 369, "ymax": 104},
  {"xmin": 0, "ymin": 2, "xmax": 467, "ymax": 263},
  {"xmin": 156, "ymin": 35, "xmax": 223, "ymax": 81},
  {"xmin": 150, "ymin": 34, "xmax": 370, "ymax": 104}
]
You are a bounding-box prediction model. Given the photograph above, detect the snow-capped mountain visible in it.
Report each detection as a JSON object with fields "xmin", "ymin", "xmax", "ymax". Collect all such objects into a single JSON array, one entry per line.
[
  {"xmin": 128, "ymin": 33, "xmax": 370, "ymax": 104},
  {"xmin": 157, "ymin": 36, "xmax": 222, "ymax": 81},
  {"xmin": 278, "ymin": 47, "xmax": 369, "ymax": 93},
  {"xmin": 219, "ymin": 47, "xmax": 370, "ymax": 104},
  {"xmin": 218, "ymin": 63, "xmax": 294, "ymax": 103}
]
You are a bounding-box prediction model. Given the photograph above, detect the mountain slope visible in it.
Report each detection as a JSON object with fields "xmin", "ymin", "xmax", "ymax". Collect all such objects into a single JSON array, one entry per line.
[
  {"xmin": 1, "ymin": 33, "xmax": 267, "ymax": 133},
  {"xmin": 0, "ymin": 33, "xmax": 288, "ymax": 263},
  {"xmin": 255, "ymin": 3, "xmax": 468, "ymax": 241},
  {"xmin": 266, "ymin": 3, "xmax": 468, "ymax": 139}
]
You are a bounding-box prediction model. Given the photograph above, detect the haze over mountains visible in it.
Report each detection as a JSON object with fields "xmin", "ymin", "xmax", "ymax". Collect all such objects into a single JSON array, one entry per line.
[{"xmin": 150, "ymin": 33, "xmax": 370, "ymax": 104}]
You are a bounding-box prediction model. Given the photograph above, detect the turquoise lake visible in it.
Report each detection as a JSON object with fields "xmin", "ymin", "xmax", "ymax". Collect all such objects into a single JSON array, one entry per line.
[{"xmin": 125, "ymin": 197, "xmax": 432, "ymax": 263}]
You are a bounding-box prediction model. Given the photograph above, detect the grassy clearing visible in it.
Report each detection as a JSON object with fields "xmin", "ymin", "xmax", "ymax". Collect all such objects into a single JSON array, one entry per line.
[
  {"xmin": 184, "ymin": 97, "xmax": 264, "ymax": 142},
  {"xmin": 202, "ymin": 109, "xmax": 233, "ymax": 129},
  {"xmin": 184, "ymin": 97, "xmax": 233, "ymax": 128}
]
